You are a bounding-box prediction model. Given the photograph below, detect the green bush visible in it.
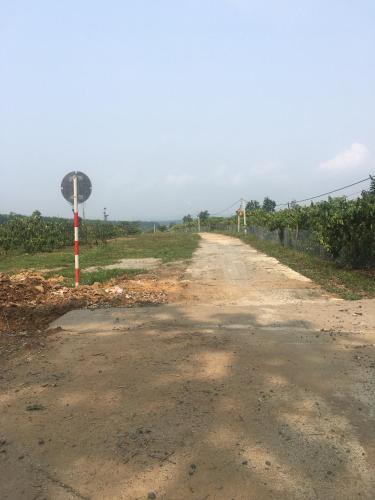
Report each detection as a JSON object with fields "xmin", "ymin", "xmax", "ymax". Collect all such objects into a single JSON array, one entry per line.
[
  {"xmin": 0, "ymin": 212, "xmax": 141, "ymax": 254},
  {"xmin": 246, "ymin": 193, "xmax": 375, "ymax": 268}
]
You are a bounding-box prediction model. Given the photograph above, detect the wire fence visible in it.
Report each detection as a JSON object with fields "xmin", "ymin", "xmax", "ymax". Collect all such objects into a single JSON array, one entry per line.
[
  {"xmin": 244, "ymin": 226, "xmax": 330, "ymax": 259},
  {"xmin": 180, "ymin": 223, "xmax": 331, "ymax": 259}
]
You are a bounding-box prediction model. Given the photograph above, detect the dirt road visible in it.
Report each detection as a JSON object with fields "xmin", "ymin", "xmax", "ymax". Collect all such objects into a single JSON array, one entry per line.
[{"xmin": 1, "ymin": 233, "xmax": 375, "ymax": 499}]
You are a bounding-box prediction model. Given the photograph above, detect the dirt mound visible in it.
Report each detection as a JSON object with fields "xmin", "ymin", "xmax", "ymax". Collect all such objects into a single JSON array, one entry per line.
[
  {"xmin": 0, "ymin": 272, "xmax": 64, "ymax": 306},
  {"xmin": 0, "ymin": 271, "xmax": 173, "ymax": 345}
]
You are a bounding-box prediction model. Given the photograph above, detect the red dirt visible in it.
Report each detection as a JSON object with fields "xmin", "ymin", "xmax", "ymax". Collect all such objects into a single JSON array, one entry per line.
[{"xmin": 0, "ymin": 269, "xmax": 181, "ymax": 356}]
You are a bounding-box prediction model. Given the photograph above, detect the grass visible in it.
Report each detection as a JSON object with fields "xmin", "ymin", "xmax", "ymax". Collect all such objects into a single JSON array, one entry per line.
[
  {"xmin": 235, "ymin": 233, "xmax": 375, "ymax": 300},
  {"xmin": 0, "ymin": 232, "xmax": 201, "ymax": 279},
  {"xmin": 46, "ymin": 268, "xmax": 143, "ymax": 286}
]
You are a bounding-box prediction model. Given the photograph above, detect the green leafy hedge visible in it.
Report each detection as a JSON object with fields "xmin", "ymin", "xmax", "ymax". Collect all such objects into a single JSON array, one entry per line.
[
  {"xmin": 246, "ymin": 192, "xmax": 375, "ymax": 268},
  {"xmin": 0, "ymin": 212, "xmax": 141, "ymax": 254}
]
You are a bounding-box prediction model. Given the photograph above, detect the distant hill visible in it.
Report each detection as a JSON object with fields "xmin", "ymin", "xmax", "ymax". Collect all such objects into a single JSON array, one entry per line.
[
  {"xmin": 138, "ymin": 220, "xmax": 181, "ymax": 231},
  {"xmin": 0, "ymin": 213, "xmax": 181, "ymax": 231}
]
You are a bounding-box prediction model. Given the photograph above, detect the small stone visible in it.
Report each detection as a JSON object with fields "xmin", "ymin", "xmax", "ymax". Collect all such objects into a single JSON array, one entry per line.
[
  {"xmin": 265, "ymin": 460, "xmax": 271, "ymax": 466},
  {"xmin": 147, "ymin": 493, "xmax": 156, "ymax": 499},
  {"xmin": 26, "ymin": 404, "xmax": 45, "ymax": 411},
  {"xmin": 242, "ymin": 460, "xmax": 248, "ymax": 465}
]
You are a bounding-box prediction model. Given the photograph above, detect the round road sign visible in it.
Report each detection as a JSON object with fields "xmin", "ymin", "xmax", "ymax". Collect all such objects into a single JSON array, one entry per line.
[{"xmin": 61, "ymin": 171, "xmax": 92, "ymax": 204}]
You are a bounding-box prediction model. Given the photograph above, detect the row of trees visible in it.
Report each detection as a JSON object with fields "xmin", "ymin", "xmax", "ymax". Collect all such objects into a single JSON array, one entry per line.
[
  {"xmin": 246, "ymin": 197, "xmax": 277, "ymax": 213},
  {"xmin": 0, "ymin": 211, "xmax": 141, "ymax": 253},
  {"xmin": 246, "ymin": 190, "xmax": 375, "ymax": 267},
  {"xmin": 179, "ymin": 180, "xmax": 375, "ymax": 267},
  {"xmin": 183, "ymin": 211, "xmax": 210, "ymax": 224},
  {"xmin": 182, "ymin": 198, "xmax": 278, "ymax": 225}
]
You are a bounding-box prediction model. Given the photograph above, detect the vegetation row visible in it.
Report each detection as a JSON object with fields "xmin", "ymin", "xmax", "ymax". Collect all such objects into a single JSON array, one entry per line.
[
  {"xmin": 178, "ymin": 178, "xmax": 375, "ymax": 268},
  {"xmin": 0, "ymin": 211, "xmax": 141, "ymax": 254}
]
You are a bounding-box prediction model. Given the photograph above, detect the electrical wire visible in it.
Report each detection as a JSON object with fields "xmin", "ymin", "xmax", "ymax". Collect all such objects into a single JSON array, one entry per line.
[
  {"xmin": 171, "ymin": 199, "xmax": 241, "ymax": 220},
  {"xmin": 345, "ymin": 189, "xmax": 369, "ymax": 200},
  {"xmin": 210, "ymin": 199, "xmax": 242, "ymax": 216},
  {"xmin": 175, "ymin": 174, "xmax": 373, "ymax": 220},
  {"xmin": 276, "ymin": 175, "xmax": 372, "ymax": 207}
]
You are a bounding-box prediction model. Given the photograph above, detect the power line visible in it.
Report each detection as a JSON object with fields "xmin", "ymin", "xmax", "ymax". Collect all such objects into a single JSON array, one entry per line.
[
  {"xmin": 175, "ymin": 174, "xmax": 373, "ymax": 221},
  {"xmin": 210, "ymin": 199, "xmax": 242, "ymax": 216},
  {"xmin": 276, "ymin": 175, "xmax": 372, "ymax": 207},
  {"xmin": 173, "ymin": 199, "xmax": 242, "ymax": 220},
  {"xmin": 345, "ymin": 189, "xmax": 367, "ymax": 200}
]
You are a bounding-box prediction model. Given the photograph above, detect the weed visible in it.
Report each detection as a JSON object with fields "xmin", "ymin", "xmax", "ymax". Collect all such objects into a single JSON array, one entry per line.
[
  {"xmin": 235, "ymin": 233, "xmax": 375, "ymax": 300},
  {"xmin": 0, "ymin": 233, "xmax": 200, "ymax": 275}
]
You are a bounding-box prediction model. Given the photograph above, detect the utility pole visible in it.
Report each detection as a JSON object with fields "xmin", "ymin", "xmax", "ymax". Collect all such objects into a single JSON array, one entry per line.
[
  {"xmin": 103, "ymin": 207, "xmax": 109, "ymax": 222},
  {"xmin": 242, "ymin": 198, "xmax": 247, "ymax": 232},
  {"xmin": 236, "ymin": 208, "xmax": 241, "ymax": 233},
  {"xmin": 197, "ymin": 216, "xmax": 201, "ymax": 233},
  {"xmin": 153, "ymin": 223, "xmax": 156, "ymax": 234}
]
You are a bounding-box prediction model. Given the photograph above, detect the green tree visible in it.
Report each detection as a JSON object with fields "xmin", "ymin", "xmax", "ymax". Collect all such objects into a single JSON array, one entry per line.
[
  {"xmin": 262, "ymin": 197, "xmax": 276, "ymax": 212},
  {"xmin": 198, "ymin": 210, "xmax": 210, "ymax": 221},
  {"xmin": 246, "ymin": 200, "xmax": 260, "ymax": 211},
  {"xmin": 366, "ymin": 175, "xmax": 375, "ymax": 195},
  {"xmin": 183, "ymin": 214, "xmax": 193, "ymax": 223}
]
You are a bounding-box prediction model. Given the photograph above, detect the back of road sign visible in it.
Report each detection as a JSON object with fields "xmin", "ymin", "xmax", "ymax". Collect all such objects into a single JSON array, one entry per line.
[{"xmin": 61, "ymin": 171, "xmax": 92, "ymax": 204}]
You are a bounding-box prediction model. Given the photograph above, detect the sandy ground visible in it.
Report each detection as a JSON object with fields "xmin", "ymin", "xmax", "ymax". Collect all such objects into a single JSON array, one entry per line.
[
  {"xmin": 84, "ymin": 258, "xmax": 162, "ymax": 272},
  {"xmin": 1, "ymin": 233, "xmax": 375, "ymax": 499}
]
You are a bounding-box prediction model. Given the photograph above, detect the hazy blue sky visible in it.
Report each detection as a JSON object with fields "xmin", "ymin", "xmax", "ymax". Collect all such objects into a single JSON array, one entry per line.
[{"xmin": 1, "ymin": 0, "xmax": 374, "ymax": 220}]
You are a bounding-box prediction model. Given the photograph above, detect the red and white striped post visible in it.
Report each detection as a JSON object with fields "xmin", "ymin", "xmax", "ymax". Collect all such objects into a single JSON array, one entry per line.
[{"xmin": 73, "ymin": 174, "xmax": 80, "ymax": 287}]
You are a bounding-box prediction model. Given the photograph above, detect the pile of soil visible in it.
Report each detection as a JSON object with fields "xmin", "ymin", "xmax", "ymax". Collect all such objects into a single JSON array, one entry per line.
[
  {"xmin": 0, "ymin": 272, "xmax": 65, "ymax": 307},
  {"xmin": 0, "ymin": 271, "xmax": 170, "ymax": 340}
]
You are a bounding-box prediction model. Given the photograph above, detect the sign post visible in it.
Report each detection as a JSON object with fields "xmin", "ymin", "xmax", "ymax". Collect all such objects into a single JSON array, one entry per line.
[
  {"xmin": 61, "ymin": 171, "xmax": 92, "ymax": 287},
  {"xmin": 73, "ymin": 175, "xmax": 79, "ymax": 287}
]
